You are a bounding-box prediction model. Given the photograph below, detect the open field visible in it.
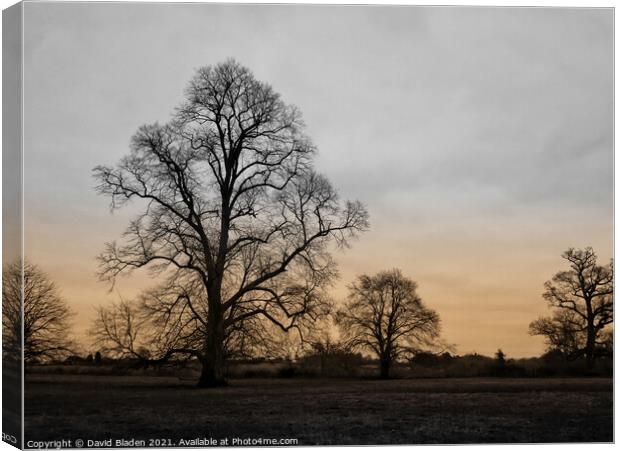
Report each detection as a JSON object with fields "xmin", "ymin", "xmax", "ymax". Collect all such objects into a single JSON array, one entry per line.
[{"xmin": 25, "ymin": 375, "xmax": 612, "ymax": 445}]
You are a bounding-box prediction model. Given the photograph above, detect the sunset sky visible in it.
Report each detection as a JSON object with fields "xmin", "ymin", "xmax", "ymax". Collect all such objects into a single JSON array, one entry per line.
[{"xmin": 20, "ymin": 4, "xmax": 612, "ymax": 358}]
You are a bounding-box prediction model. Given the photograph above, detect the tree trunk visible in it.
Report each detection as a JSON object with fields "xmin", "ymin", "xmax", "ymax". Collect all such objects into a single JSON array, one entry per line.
[
  {"xmin": 197, "ymin": 288, "xmax": 227, "ymax": 388},
  {"xmin": 584, "ymin": 299, "xmax": 596, "ymax": 369},
  {"xmin": 379, "ymin": 357, "xmax": 391, "ymax": 379},
  {"xmin": 197, "ymin": 356, "xmax": 227, "ymax": 388},
  {"xmin": 197, "ymin": 328, "xmax": 227, "ymax": 387},
  {"xmin": 585, "ymin": 323, "xmax": 596, "ymax": 369}
]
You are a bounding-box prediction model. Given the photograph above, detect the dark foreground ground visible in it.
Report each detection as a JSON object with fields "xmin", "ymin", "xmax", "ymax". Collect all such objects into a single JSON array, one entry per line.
[{"xmin": 25, "ymin": 375, "xmax": 612, "ymax": 446}]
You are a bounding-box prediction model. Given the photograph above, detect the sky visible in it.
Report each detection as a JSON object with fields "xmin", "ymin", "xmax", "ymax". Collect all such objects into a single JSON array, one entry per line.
[{"xmin": 21, "ymin": 3, "xmax": 613, "ymax": 358}]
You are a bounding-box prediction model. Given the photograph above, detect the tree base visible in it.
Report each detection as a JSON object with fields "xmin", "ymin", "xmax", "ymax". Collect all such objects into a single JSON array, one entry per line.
[
  {"xmin": 380, "ymin": 364, "xmax": 391, "ymax": 379},
  {"xmin": 196, "ymin": 376, "xmax": 228, "ymax": 388}
]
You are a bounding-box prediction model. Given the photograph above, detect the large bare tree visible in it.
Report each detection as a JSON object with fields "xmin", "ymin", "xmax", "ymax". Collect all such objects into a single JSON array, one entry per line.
[
  {"xmin": 529, "ymin": 247, "xmax": 613, "ymax": 367},
  {"xmin": 336, "ymin": 269, "xmax": 440, "ymax": 378},
  {"xmin": 94, "ymin": 60, "xmax": 368, "ymax": 387},
  {"xmin": 2, "ymin": 261, "xmax": 74, "ymax": 363}
]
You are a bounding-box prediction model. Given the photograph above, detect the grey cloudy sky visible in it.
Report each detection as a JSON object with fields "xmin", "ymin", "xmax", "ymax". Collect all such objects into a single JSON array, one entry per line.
[{"xmin": 22, "ymin": 3, "xmax": 613, "ymax": 357}]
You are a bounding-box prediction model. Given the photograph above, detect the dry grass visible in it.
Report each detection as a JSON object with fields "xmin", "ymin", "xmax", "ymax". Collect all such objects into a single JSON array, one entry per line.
[{"xmin": 25, "ymin": 375, "xmax": 612, "ymax": 445}]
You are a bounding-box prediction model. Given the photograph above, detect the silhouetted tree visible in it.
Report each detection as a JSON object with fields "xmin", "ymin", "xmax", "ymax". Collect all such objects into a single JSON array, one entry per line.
[
  {"xmin": 336, "ymin": 269, "xmax": 440, "ymax": 378},
  {"xmin": 494, "ymin": 349, "xmax": 506, "ymax": 365},
  {"xmin": 529, "ymin": 247, "xmax": 613, "ymax": 368},
  {"xmin": 2, "ymin": 261, "xmax": 74, "ymax": 363},
  {"xmin": 93, "ymin": 59, "xmax": 368, "ymax": 387},
  {"xmin": 492, "ymin": 349, "xmax": 507, "ymax": 376}
]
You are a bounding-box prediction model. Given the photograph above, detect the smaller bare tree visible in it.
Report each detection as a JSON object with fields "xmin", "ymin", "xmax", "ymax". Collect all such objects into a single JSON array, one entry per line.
[
  {"xmin": 529, "ymin": 247, "xmax": 613, "ymax": 367},
  {"xmin": 3, "ymin": 261, "xmax": 74, "ymax": 363},
  {"xmin": 336, "ymin": 269, "xmax": 441, "ymax": 378}
]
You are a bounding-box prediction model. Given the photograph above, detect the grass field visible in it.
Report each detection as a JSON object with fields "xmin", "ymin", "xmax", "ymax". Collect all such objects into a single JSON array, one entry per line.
[{"xmin": 25, "ymin": 375, "xmax": 612, "ymax": 445}]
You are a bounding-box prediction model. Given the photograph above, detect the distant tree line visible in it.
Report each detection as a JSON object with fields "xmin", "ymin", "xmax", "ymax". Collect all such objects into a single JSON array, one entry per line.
[{"xmin": 6, "ymin": 246, "xmax": 613, "ymax": 381}]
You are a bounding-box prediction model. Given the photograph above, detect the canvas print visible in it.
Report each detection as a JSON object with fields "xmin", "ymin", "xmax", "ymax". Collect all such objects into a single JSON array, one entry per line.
[{"xmin": 2, "ymin": 2, "xmax": 614, "ymax": 448}]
